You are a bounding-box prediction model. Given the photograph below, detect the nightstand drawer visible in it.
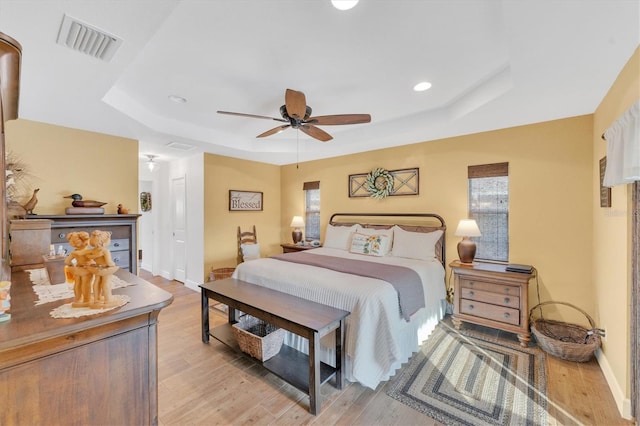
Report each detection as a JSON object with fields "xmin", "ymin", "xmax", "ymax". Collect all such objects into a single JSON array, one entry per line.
[
  {"xmin": 460, "ymin": 299, "xmax": 520, "ymax": 326},
  {"xmin": 459, "ymin": 278, "xmax": 519, "ymax": 297},
  {"xmin": 450, "ymin": 261, "xmax": 533, "ymax": 347},
  {"xmin": 460, "ymin": 287, "xmax": 520, "ymax": 308}
]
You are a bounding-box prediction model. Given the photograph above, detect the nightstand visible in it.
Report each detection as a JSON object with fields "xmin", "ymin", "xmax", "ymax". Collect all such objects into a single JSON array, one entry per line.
[
  {"xmin": 449, "ymin": 261, "xmax": 534, "ymax": 347},
  {"xmin": 280, "ymin": 243, "xmax": 319, "ymax": 253}
]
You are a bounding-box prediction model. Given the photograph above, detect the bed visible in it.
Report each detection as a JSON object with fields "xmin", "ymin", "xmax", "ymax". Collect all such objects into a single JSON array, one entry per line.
[{"xmin": 232, "ymin": 213, "xmax": 447, "ymax": 389}]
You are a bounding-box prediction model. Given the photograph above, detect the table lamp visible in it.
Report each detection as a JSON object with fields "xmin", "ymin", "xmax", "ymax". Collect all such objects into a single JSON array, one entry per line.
[
  {"xmin": 290, "ymin": 216, "xmax": 305, "ymax": 244},
  {"xmin": 455, "ymin": 219, "xmax": 482, "ymax": 264}
]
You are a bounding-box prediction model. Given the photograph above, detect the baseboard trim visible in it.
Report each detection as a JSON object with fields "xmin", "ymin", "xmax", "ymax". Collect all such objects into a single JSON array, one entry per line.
[
  {"xmin": 184, "ymin": 279, "xmax": 200, "ymax": 292},
  {"xmin": 595, "ymin": 348, "xmax": 633, "ymax": 419}
]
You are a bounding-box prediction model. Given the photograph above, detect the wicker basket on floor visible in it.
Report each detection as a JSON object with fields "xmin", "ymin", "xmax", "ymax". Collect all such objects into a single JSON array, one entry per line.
[
  {"xmin": 211, "ymin": 267, "xmax": 235, "ymax": 281},
  {"xmin": 232, "ymin": 316, "xmax": 285, "ymax": 361},
  {"xmin": 529, "ymin": 301, "xmax": 601, "ymax": 362}
]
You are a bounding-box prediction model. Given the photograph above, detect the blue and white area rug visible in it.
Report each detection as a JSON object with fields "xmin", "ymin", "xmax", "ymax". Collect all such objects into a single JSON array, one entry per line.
[{"xmin": 387, "ymin": 321, "xmax": 547, "ymax": 426}]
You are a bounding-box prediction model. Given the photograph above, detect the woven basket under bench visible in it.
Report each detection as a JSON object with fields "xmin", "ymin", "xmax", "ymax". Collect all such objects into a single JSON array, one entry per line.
[
  {"xmin": 232, "ymin": 315, "xmax": 285, "ymax": 361},
  {"xmin": 529, "ymin": 301, "xmax": 601, "ymax": 362}
]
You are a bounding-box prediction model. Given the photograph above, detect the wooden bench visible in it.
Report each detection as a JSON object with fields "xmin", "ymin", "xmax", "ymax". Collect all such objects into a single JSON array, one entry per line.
[{"xmin": 200, "ymin": 278, "xmax": 350, "ymax": 415}]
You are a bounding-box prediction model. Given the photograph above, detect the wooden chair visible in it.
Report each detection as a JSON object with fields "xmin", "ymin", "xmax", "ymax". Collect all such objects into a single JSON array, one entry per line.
[{"xmin": 237, "ymin": 225, "xmax": 258, "ymax": 264}]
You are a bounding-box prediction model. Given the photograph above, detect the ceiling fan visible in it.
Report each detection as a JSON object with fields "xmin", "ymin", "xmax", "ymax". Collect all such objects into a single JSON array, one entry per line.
[{"xmin": 217, "ymin": 89, "xmax": 371, "ymax": 142}]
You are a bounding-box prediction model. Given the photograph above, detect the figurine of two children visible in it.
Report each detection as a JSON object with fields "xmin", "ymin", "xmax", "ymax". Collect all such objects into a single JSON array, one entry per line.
[{"xmin": 64, "ymin": 230, "xmax": 120, "ymax": 309}]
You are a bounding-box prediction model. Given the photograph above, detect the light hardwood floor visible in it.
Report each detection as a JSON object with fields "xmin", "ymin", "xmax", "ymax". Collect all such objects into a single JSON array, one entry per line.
[{"xmin": 144, "ymin": 271, "xmax": 634, "ymax": 426}]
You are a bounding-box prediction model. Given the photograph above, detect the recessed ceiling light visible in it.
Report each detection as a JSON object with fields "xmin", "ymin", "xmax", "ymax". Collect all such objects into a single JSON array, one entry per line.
[
  {"xmin": 413, "ymin": 81, "xmax": 432, "ymax": 92},
  {"xmin": 331, "ymin": 0, "xmax": 359, "ymax": 11},
  {"xmin": 168, "ymin": 94, "xmax": 187, "ymax": 103}
]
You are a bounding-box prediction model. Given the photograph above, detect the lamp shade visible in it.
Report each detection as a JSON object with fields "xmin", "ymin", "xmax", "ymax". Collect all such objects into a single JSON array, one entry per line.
[
  {"xmin": 290, "ymin": 216, "xmax": 305, "ymax": 228},
  {"xmin": 454, "ymin": 219, "xmax": 482, "ymax": 237}
]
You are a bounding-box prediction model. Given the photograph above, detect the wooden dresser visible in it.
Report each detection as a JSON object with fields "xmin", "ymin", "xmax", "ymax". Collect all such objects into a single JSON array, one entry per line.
[
  {"xmin": 27, "ymin": 214, "xmax": 140, "ymax": 273},
  {"xmin": 450, "ymin": 261, "xmax": 534, "ymax": 347},
  {"xmin": 0, "ymin": 269, "xmax": 172, "ymax": 425}
]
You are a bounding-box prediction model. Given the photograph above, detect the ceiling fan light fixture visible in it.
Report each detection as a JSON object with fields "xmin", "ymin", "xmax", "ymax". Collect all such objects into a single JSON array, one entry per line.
[
  {"xmin": 146, "ymin": 154, "xmax": 158, "ymax": 172},
  {"xmin": 218, "ymin": 88, "xmax": 371, "ymax": 142},
  {"xmin": 413, "ymin": 81, "xmax": 432, "ymax": 92},
  {"xmin": 331, "ymin": 0, "xmax": 359, "ymax": 11}
]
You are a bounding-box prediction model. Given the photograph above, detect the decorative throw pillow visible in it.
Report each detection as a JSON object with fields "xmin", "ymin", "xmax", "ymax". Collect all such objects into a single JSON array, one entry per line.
[
  {"xmin": 356, "ymin": 225, "xmax": 394, "ymax": 254},
  {"xmin": 323, "ymin": 224, "xmax": 357, "ymax": 250},
  {"xmin": 349, "ymin": 232, "xmax": 390, "ymax": 257},
  {"xmin": 391, "ymin": 226, "xmax": 443, "ymax": 260},
  {"xmin": 241, "ymin": 243, "xmax": 260, "ymax": 261}
]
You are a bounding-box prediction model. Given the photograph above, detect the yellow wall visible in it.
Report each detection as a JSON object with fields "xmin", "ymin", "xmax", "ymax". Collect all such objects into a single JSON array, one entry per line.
[
  {"xmin": 5, "ymin": 119, "xmax": 139, "ymax": 215},
  {"xmin": 203, "ymin": 153, "xmax": 281, "ymax": 275},
  {"xmin": 593, "ymin": 46, "xmax": 639, "ymax": 403},
  {"xmin": 282, "ymin": 115, "xmax": 594, "ymax": 321}
]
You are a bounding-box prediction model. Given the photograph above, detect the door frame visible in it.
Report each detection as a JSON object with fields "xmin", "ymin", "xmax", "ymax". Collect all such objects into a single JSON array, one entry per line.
[
  {"xmin": 632, "ymin": 182, "xmax": 639, "ymax": 420},
  {"xmin": 171, "ymin": 175, "xmax": 187, "ymax": 282}
]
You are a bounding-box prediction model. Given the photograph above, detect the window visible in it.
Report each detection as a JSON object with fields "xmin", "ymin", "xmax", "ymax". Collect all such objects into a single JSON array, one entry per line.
[
  {"xmin": 303, "ymin": 181, "xmax": 320, "ymax": 241},
  {"xmin": 468, "ymin": 162, "xmax": 509, "ymax": 262}
]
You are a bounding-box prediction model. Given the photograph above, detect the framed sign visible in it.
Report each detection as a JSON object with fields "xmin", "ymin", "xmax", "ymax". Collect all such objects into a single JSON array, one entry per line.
[
  {"xmin": 229, "ymin": 190, "xmax": 263, "ymax": 211},
  {"xmin": 599, "ymin": 157, "xmax": 611, "ymax": 208}
]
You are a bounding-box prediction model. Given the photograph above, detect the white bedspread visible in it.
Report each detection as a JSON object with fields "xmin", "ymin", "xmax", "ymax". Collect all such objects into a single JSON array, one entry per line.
[{"xmin": 232, "ymin": 247, "xmax": 446, "ymax": 389}]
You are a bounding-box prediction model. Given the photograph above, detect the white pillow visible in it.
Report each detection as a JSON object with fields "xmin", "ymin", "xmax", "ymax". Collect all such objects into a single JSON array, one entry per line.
[
  {"xmin": 391, "ymin": 226, "xmax": 443, "ymax": 260},
  {"xmin": 323, "ymin": 224, "xmax": 357, "ymax": 250},
  {"xmin": 356, "ymin": 226, "xmax": 394, "ymax": 254},
  {"xmin": 349, "ymin": 232, "xmax": 390, "ymax": 257},
  {"xmin": 241, "ymin": 243, "xmax": 260, "ymax": 261}
]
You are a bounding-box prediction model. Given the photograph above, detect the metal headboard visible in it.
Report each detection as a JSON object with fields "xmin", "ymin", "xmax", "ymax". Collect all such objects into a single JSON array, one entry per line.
[{"xmin": 329, "ymin": 212, "xmax": 447, "ymax": 267}]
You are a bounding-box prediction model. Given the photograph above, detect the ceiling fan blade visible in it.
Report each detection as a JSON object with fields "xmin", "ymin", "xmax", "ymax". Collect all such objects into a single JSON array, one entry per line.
[
  {"xmin": 217, "ymin": 110, "xmax": 288, "ymax": 123},
  {"xmin": 285, "ymin": 89, "xmax": 307, "ymax": 119},
  {"xmin": 306, "ymin": 114, "xmax": 371, "ymax": 126},
  {"xmin": 300, "ymin": 124, "xmax": 333, "ymax": 142},
  {"xmin": 257, "ymin": 125, "xmax": 291, "ymax": 138}
]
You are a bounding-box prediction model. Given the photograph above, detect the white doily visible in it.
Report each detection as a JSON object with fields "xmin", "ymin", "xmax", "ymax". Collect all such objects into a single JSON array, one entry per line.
[
  {"xmin": 49, "ymin": 295, "xmax": 131, "ymax": 318},
  {"xmin": 27, "ymin": 268, "xmax": 134, "ymax": 305}
]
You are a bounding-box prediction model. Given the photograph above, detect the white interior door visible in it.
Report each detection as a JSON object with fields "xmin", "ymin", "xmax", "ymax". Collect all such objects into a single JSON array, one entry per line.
[
  {"xmin": 172, "ymin": 176, "xmax": 186, "ymax": 282},
  {"xmin": 138, "ymin": 180, "xmax": 153, "ymax": 272}
]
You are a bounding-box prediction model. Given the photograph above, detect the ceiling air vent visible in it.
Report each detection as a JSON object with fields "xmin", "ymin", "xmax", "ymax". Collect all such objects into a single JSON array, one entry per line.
[
  {"xmin": 56, "ymin": 14, "xmax": 122, "ymax": 62},
  {"xmin": 167, "ymin": 141, "xmax": 196, "ymax": 151}
]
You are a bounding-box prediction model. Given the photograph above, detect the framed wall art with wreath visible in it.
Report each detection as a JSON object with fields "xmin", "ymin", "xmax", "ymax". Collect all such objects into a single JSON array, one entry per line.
[{"xmin": 349, "ymin": 167, "xmax": 419, "ymax": 198}]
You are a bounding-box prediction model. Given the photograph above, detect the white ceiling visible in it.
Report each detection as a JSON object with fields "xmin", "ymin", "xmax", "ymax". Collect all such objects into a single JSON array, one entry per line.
[{"xmin": 1, "ymin": 0, "xmax": 638, "ymax": 166}]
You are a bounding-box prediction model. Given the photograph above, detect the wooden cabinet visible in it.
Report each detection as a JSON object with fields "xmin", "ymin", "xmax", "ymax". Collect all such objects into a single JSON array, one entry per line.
[
  {"xmin": 450, "ymin": 261, "xmax": 534, "ymax": 347},
  {"xmin": 280, "ymin": 243, "xmax": 319, "ymax": 253},
  {"xmin": 0, "ymin": 33, "xmax": 22, "ymax": 280},
  {"xmin": 28, "ymin": 214, "xmax": 140, "ymax": 273},
  {"xmin": 9, "ymin": 219, "xmax": 52, "ymax": 270},
  {"xmin": 0, "ymin": 269, "xmax": 173, "ymax": 425}
]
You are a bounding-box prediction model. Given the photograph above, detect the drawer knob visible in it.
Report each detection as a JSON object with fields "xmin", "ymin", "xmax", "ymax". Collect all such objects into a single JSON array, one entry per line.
[
  {"xmin": 59, "ymin": 233, "xmax": 66, "ymax": 239},
  {"xmin": 468, "ymin": 281, "xmax": 474, "ymax": 286},
  {"xmin": 504, "ymin": 297, "xmax": 510, "ymax": 304},
  {"xmin": 505, "ymin": 288, "xmax": 511, "ymax": 294},
  {"xmin": 468, "ymin": 304, "xmax": 474, "ymax": 310},
  {"xmin": 503, "ymin": 312, "xmax": 510, "ymax": 318},
  {"xmin": 468, "ymin": 291, "xmax": 474, "ymax": 297},
  {"xmin": 113, "ymin": 242, "xmax": 120, "ymax": 247}
]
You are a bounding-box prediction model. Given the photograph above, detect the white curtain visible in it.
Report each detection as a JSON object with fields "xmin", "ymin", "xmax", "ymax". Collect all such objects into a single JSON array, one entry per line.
[{"xmin": 603, "ymin": 99, "xmax": 640, "ymax": 187}]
